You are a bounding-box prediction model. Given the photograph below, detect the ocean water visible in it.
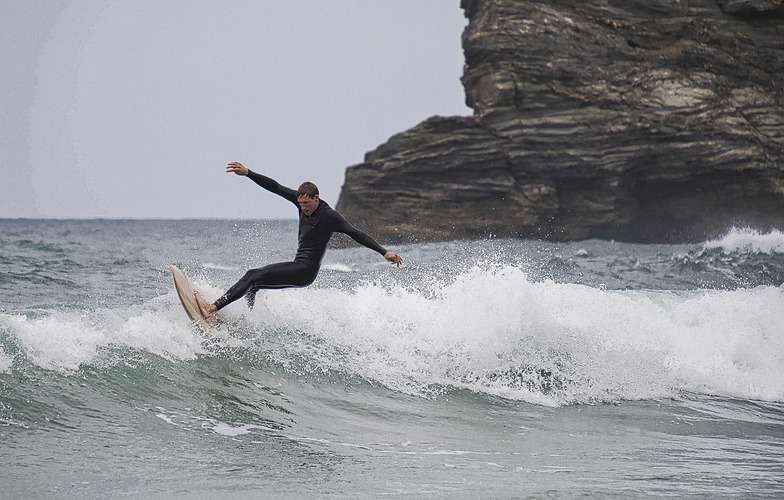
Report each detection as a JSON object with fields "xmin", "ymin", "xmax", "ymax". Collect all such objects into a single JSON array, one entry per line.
[{"xmin": 1, "ymin": 219, "xmax": 783, "ymax": 498}]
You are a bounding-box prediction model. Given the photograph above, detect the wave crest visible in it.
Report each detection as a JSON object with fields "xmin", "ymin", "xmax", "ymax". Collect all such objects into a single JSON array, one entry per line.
[
  {"xmin": 255, "ymin": 265, "xmax": 784, "ymax": 406},
  {"xmin": 705, "ymin": 227, "xmax": 784, "ymax": 255},
  {"xmin": 3, "ymin": 265, "xmax": 782, "ymax": 407}
]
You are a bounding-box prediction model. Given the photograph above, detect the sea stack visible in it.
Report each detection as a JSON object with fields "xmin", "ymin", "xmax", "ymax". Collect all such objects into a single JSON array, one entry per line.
[{"xmin": 336, "ymin": 0, "xmax": 784, "ymax": 243}]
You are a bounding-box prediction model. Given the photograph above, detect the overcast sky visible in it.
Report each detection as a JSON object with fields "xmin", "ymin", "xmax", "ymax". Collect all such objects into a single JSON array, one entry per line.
[{"xmin": 1, "ymin": 0, "xmax": 470, "ymax": 219}]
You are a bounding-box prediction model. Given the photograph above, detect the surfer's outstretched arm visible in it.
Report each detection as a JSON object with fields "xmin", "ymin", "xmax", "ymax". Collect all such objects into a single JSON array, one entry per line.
[
  {"xmin": 327, "ymin": 211, "xmax": 403, "ymax": 267},
  {"xmin": 226, "ymin": 162, "xmax": 298, "ymax": 204}
]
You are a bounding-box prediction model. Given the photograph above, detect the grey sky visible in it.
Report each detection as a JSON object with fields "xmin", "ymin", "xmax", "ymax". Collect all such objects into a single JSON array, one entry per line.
[{"xmin": 1, "ymin": 0, "xmax": 469, "ymax": 219}]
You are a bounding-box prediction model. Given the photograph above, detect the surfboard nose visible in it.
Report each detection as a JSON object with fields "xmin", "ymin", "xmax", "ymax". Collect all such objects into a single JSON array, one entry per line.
[{"xmin": 170, "ymin": 264, "xmax": 212, "ymax": 332}]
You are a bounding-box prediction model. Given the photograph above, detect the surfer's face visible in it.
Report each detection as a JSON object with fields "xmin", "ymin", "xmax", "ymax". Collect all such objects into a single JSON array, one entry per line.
[{"xmin": 297, "ymin": 194, "xmax": 319, "ymax": 216}]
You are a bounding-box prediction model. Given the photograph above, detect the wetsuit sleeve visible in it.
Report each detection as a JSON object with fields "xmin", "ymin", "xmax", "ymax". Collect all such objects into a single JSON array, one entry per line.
[
  {"xmin": 246, "ymin": 170, "xmax": 298, "ymax": 204},
  {"xmin": 328, "ymin": 211, "xmax": 388, "ymax": 255}
]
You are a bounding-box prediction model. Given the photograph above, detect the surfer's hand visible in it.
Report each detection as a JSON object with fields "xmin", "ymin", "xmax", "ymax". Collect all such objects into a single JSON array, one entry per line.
[
  {"xmin": 226, "ymin": 162, "xmax": 249, "ymax": 176},
  {"xmin": 384, "ymin": 252, "xmax": 403, "ymax": 267}
]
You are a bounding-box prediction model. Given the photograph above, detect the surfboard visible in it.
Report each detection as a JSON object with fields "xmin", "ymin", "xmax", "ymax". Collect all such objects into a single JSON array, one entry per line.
[{"xmin": 169, "ymin": 265, "xmax": 212, "ymax": 331}]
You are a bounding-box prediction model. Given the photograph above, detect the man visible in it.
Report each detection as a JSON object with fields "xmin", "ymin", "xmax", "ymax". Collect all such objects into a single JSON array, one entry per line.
[{"xmin": 195, "ymin": 162, "xmax": 403, "ymax": 319}]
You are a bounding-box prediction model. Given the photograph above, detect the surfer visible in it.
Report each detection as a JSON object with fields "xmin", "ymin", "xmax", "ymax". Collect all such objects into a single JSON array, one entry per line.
[{"xmin": 194, "ymin": 162, "xmax": 403, "ymax": 319}]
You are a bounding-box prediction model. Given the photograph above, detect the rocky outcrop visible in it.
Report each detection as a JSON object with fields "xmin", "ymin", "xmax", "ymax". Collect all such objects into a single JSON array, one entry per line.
[{"xmin": 336, "ymin": 0, "xmax": 784, "ymax": 243}]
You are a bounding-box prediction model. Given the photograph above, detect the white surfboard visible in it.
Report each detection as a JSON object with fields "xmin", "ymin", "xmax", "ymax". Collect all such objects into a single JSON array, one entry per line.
[{"xmin": 169, "ymin": 265, "xmax": 212, "ymax": 331}]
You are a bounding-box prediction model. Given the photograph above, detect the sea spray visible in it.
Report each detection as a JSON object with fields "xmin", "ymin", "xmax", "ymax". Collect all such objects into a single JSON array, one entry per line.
[{"xmin": 255, "ymin": 265, "xmax": 784, "ymax": 405}]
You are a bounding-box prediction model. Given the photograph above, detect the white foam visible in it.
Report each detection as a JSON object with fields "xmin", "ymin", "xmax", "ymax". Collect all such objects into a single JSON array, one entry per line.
[
  {"xmin": 0, "ymin": 347, "xmax": 12, "ymax": 374},
  {"xmin": 211, "ymin": 421, "xmax": 272, "ymax": 437},
  {"xmin": 156, "ymin": 413, "xmax": 176, "ymax": 426},
  {"xmin": 705, "ymin": 227, "xmax": 784, "ymax": 254},
  {"xmin": 260, "ymin": 265, "xmax": 784, "ymax": 405},
  {"xmin": 321, "ymin": 263, "xmax": 354, "ymax": 273},
  {"xmin": 0, "ymin": 294, "xmax": 207, "ymax": 373},
  {"xmin": 2, "ymin": 313, "xmax": 105, "ymax": 372},
  {"xmin": 202, "ymin": 262, "xmax": 240, "ymax": 271}
]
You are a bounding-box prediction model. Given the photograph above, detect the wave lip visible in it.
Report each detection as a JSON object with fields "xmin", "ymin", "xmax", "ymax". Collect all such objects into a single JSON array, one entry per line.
[
  {"xmin": 0, "ymin": 300, "xmax": 206, "ymax": 374},
  {"xmin": 257, "ymin": 265, "xmax": 784, "ymax": 406},
  {"xmin": 705, "ymin": 227, "xmax": 784, "ymax": 255}
]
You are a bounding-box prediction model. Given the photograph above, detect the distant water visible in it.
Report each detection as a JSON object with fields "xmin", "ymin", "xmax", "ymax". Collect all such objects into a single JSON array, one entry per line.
[{"xmin": 1, "ymin": 219, "xmax": 783, "ymax": 498}]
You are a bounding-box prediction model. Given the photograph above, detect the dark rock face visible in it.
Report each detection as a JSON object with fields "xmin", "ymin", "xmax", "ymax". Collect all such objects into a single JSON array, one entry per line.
[{"xmin": 336, "ymin": 0, "xmax": 784, "ymax": 243}]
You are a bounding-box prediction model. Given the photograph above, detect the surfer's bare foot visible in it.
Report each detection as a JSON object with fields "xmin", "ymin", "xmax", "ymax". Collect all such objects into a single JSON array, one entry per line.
[{"xmin": 194, "ymin": 291, "xmax": 217, "ymax": 319}]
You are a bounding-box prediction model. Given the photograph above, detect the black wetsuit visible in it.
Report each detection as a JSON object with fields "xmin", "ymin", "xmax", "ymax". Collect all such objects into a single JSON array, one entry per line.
[{"xmin": 213, "ymin": 170, "xmax": 388, "ymax": 311}]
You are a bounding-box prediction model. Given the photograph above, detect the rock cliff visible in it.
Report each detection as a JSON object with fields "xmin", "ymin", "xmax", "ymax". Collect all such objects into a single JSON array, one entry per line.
[{"xmin": 336, "ymin": 0, "xmax": 784, "ymax": 243}]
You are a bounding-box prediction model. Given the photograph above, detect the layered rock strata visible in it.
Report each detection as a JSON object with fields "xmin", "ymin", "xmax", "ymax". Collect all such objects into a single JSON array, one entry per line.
[{"xmin": 336, "ymin": 0, "xmax": 784, "ymax": 243}]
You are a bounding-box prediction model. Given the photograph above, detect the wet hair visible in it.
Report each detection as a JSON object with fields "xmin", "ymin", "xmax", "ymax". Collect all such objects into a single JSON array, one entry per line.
[{"xmin": 297, "ymin": 182, "xmax": 319, "ymax": 198}]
